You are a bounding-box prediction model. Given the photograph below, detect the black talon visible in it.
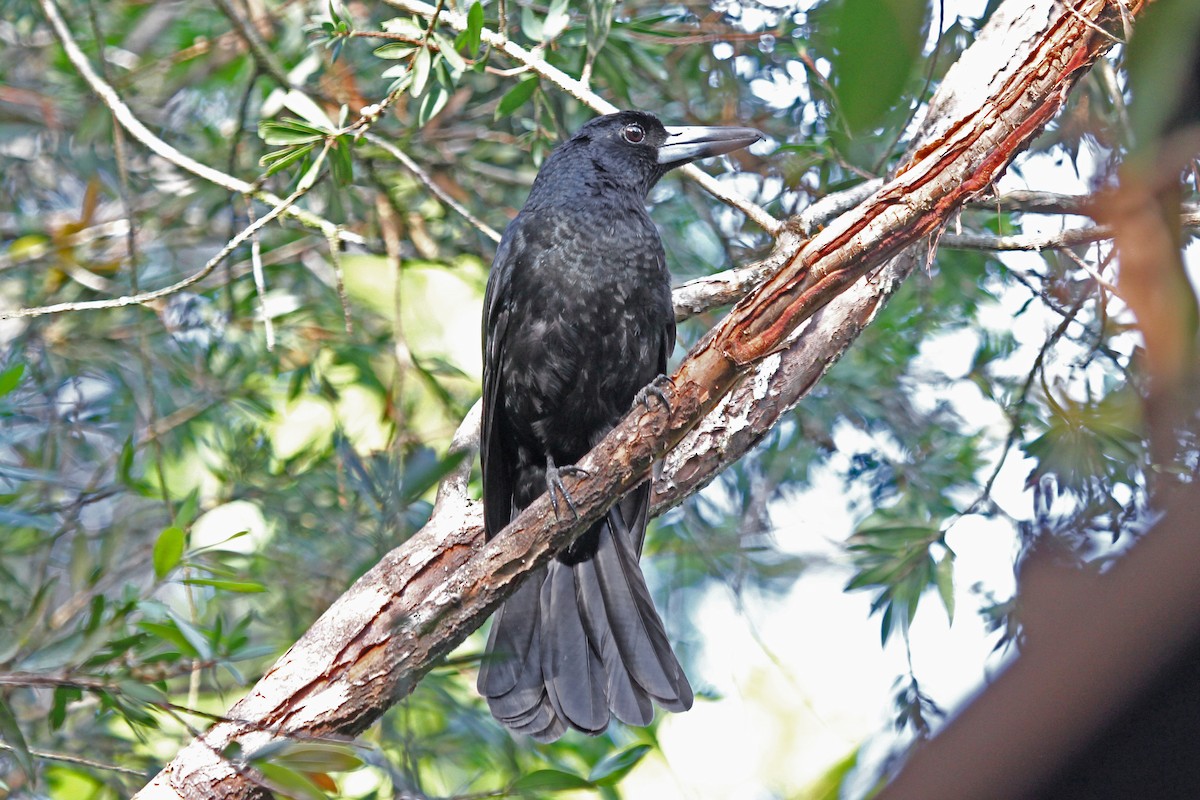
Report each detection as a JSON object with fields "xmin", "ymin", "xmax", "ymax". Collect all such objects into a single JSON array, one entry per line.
[
  {"xmin": 545, "ymin": 455, "xmax": 589, "ymax": 521},
  {"xmin": 634, "ymin": 374, "xmax": 675, "ymax": 415}
]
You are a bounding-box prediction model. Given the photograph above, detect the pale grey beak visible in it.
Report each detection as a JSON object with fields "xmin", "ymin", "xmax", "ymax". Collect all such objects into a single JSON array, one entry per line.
[{"xmin": 656, "ymin": 125, "xmax": 764, "ymax": 169}]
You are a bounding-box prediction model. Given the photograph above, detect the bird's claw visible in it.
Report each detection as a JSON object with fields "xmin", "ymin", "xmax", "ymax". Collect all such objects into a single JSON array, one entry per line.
[
  {"xmin": 635, "ymin": 374, "xmax": 675, "ymax": 415},
  {"xmin": 546, "ymin": 456, "xmax": 589, "ymax": 521}
]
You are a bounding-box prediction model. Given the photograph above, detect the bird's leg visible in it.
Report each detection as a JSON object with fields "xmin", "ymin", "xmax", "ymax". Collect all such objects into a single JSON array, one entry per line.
[
  {"xmin": 545, "ymin": 455, "xmax": 589, "ymax": 521},
  {"xmin": 634, "ymin": 374, "xmax": 675, "ymax": 415}
]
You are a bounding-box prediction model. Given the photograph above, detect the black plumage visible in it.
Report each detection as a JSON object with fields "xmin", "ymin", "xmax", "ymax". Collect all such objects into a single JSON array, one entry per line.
[{"xmin": 478, "ymin": 111, "xmax": 762, "ymax": 741}]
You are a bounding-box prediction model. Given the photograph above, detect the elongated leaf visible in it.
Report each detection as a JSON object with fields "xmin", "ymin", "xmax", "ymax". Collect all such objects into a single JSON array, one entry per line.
[
  {"xmin": 153, "ymin": 526, "xmax": 185, "ymax": 579},
  {"xmin": 935, "ymin": 551, "xmax": 956, "ymax": 624},
  {"xmin": 259, "ymin": 119, "xmax": 325, "ymax": 146},
  {"xmin": 512, "ymin": 770, "xmax": 594, "ymax": 794},
  {"xmin": 416, "ymin": 84, "xmax": 450, "ymax": 127},
  {"xmin": 464, "ymin": 1, "xmax": 484, "ymax": 54},
  {"xmin": 183, "ymin": 577, "xmax": 267, "ymax": 593},
  {"xmin": 282, "ymin": 90, "xmax": 336, "ymax": 130},
  {"xmin": 410, "ymin": 47, "xmax": 432, "ymax": 97},
  {"xmin": 588, "ymin": 744, "xmax": 651, "ymax": 785},
  {"xmin": 265, "ymin": 741, "xmax": 365, "ymax": 773},
  {"xmin": 373, "ymin": 42, "xmax": 416, "ymax": 59},
  {"xmin": 496, "ymin": 76, "xmax": 538, "ymax": 117},
  {"xmin": 257, "ymin": 762, "xmax": 329, "ymax": 800},
  {"xmin": 260, "ymin": 143, "xmax": 316, "ymax": 176},
  {"xmin": 435, "ymin": 33, "xmax": 466, "ymax": 76},
  {"xmin": 0, "ymin": 362, "xmax": 24, "ymax": 397},
  {"xmin": 0, "ymin": 698, "xmax": 34, "ymax": 787}
]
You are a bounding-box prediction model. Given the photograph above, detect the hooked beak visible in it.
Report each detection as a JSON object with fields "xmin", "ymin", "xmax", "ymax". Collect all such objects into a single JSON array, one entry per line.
[{"xmin": 656, "ymin": 125, "xmax": 764, "ymax": 169}]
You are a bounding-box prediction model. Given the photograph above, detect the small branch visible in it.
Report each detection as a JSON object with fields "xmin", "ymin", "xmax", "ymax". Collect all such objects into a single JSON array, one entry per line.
[{"xmin": 381, "ymin": 0, "xmax": 782, "ymax": 235}]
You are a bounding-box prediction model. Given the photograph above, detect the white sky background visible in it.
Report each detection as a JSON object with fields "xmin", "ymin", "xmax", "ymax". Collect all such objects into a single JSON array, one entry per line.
[{"xmin": 625, "ymin": 0, "xmax": 1200, "ymax": 797}]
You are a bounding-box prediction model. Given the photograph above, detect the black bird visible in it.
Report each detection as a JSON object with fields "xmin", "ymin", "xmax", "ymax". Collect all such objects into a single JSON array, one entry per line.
[{"xmin": 479, "ymin": 111, "xmax": 762, "ymax": 741}]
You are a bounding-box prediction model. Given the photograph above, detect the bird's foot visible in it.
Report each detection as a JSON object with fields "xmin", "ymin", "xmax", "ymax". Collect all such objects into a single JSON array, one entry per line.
[
  {"xmin": 546, "ymin": 456, "xmax": 589, "ymax": 521},
  {"xmin": 634, "ymin": 374, "xmax": 675, "ymax": 415}
]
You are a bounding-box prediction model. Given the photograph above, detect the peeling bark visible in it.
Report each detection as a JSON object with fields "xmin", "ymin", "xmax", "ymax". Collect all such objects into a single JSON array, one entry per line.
[{"xmin": 135, "ymin": 0, "xmax": 1146, "ymax": 796}]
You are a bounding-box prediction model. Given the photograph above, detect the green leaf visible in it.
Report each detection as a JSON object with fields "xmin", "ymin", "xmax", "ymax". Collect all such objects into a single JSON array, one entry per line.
[
  {"xmin": 260, "ymin": 143, "xmax": 315, "ymax": 176},
  {"xmin": 586, "ymin": 0, "xmax": 616, "ymax": 60},
  {"xmin": 464, "ymin": 1, "xmax": 484, "ymax": 54},
  {"xmin": 373, "ymin": 42, "xmax": 416, "ymax": 59},
  {"xmin": 416, "ymin": 84, "xmax": 450, "ymax": 127},
  {"xmin": 183, "ymin": 577, "xmax": 267, "ymax": 593},
  {"xmin": 0, "ymin": 362, "xmax": 25, "ymax": 397},
  {"xmin": 257, "ymin": 762, "xmax": 329, "ymax": 800},
  {"xmin": 496, "ymin": 76, "xmax": 539, "ymax": 118},
  {"xmin": 263, "ymin": 741, "xmax": 365, "ymax": 773},
  {"xmin": 935, "ymin": 550, "xmax": 956, "ymax": 624},
  {"xmin": 117, "ymin": 435, "xmax": 136, "ymax": 485},
  {"xmin": 512, "ymin": 770, "xmax": 594, "ymax": 794},
  {"xmin": 163, "ymin": 609, "xmax": 213, "ymax": 660},
  {"xmin": 588, "ymin": 744, "xmax": 651, "ymax": 785},
  {"xmin": 330, "ymin": 139, "xmax": 354, "ymax": 186},
  {"xmin": 410, "ymin": 47, "xmax": 432, "ymax": 97},
  {"xmin": 282, "ymin": 90, "xmax": 336, "ymax": 130},
  {"xmin": 49, "ymin": 686, "xmax": 83, "ymax": 731},
  {"xmin": 0, "ymin": 698, "xmax": 35, "ymax": 787},
  {"xmin": 153, "ymin": 526, "xmax": 185, "ymax": 579},
  {"xmin": 435, "ymin": 33, "xmax": 466, "ymax": 76},
  {"xmin": 259, "ymin": 119, "xmax": 325, "ymax": 146},
  {"xmin": 174, "ymin": 489, "xmax": 200, "ymax": 530}
]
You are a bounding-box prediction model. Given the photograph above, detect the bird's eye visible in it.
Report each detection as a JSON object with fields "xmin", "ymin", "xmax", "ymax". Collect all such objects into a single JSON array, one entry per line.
[{"xmin": 621, "ymin": 124, "xmax": 646, "ymax": 144}]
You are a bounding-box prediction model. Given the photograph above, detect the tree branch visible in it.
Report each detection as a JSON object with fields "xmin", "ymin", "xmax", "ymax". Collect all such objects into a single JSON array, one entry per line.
[{"xmin": 134, "ymin": 0, "xmax": 1146, "ymax": 796}]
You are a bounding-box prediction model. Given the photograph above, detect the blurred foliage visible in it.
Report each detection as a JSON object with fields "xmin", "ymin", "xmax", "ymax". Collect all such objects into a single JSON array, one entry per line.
[{"xmin": 0, "ymin": 0, "xmax": 1197, "ymax": 797}]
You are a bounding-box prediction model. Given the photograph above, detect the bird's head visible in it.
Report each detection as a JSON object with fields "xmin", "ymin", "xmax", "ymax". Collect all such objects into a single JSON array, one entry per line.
[{"xmin": 527, "ymin": 111, "xmax": 763, "ymax": 202}]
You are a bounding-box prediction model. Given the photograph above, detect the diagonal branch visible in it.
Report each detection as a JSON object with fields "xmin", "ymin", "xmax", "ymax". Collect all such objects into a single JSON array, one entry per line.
[{"xmin": 134, "ymin": 0, "xmax": 1145, "ymax": 797}]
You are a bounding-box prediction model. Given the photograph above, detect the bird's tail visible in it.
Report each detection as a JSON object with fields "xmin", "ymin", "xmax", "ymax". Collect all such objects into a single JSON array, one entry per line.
[{"xmin": 477, "ymin": 487, "xmax": 693, "ymax": 741}]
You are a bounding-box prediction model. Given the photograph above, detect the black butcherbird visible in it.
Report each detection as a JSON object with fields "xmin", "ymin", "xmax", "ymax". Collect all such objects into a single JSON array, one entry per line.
[{"xmin": 479, "ymin": 111, "xmax": 762, "ymax": 741}]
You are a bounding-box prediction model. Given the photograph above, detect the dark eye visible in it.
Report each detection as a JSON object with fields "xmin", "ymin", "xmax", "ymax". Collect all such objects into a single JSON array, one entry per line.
[{"xmin": 621, "ymin": 124, "xmax": 646, "ymax": 144}]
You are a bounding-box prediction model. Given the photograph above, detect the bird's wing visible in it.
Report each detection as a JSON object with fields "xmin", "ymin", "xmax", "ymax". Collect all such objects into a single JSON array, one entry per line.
[{"xmin": 481, "ymin": 225, "xmax": 520, "ymax": 540}]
